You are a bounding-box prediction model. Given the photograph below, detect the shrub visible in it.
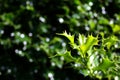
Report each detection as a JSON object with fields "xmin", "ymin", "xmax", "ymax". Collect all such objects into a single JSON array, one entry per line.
[{"xmin": 56, "ymin": 31, "xmax": 120, "ymax": 79}]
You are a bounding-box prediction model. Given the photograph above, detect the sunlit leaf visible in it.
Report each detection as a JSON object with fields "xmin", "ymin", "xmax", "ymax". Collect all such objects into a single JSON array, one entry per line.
[
  {"xmin": 93, "ymin": 58, "xmax": 114, "ymax": 73},
  {"xmin": 104, "ymin": 35, "xmax": 118, "ymax": 49},
  {"xmin": 60, "ymin": 51, "xmax": 76, "ymax": 63},
  {"xmin": 110, "ymin": 24, "xmax": 120, "ymax": 33},
  {"xmin": 78, "ymin": 34, "xmax": 86, "ymax": 45},
  {"xmin": 57, "ymin": 31, "xmax": 74, "ymax": 44},
  {"xmin": 80, "ymin": 35, "xmax": 98, "ymax": 55}
]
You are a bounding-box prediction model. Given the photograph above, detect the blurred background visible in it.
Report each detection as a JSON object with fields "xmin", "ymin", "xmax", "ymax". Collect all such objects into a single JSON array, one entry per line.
[{"xmin": 0, "ymin": 0, "xmax": 120, "ymax": 80}]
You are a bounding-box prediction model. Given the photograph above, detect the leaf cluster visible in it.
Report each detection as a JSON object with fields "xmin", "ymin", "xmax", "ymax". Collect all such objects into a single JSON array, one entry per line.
[{"xmin": 57, "ymin": 31, "xmax": 120, "ymax": 80}]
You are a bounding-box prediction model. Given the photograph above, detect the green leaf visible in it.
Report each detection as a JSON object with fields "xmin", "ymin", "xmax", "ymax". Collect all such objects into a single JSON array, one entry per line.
[
  {"xmin": 93, "ymin": 58, "xmax": 114, "ymax": 73},
  {"xmin": 78, "ymin": 34, "xmax": 86, "ymax": 45},
  {"xmin": 98, "ymin": 17, "xmax": 109, "ymax": 25},
  {"xmin": 0, "ymin": 13, "xmax": 14, "ymax": 25},
  {"xmin": 87, "ymin": 53, "xmax": 97, "ymax": 69},
  {"xmin": 57, "ymin": 51, "xmax": 76, "ymax": 63},
  {"xmin": 80, "ymin": 69, "xmax": 90, "ymax": 76},
  {"xmin": 80, "ymin": 35, "xmax": 98, "ymax": 55},
  {"xmin": 110, "ymin": 24, "xmax": 120, "ymax": 33},
  {"xmin": 104, "ymin": 35, "xmax": 118, "ymax": 49},
  {"xmin": 57, "ymin": 31, "xmax": 74, "ymax": 44},
  {"xmin": 88, "ymin": 19, "xmax": 96, "ymax": 30}
]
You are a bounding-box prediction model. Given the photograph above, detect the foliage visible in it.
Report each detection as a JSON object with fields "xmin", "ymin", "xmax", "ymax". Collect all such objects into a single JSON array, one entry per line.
[
  {"xmin": 0, "ymin": 0, "xmax": 120, "ymax": 80},
  {"xmin": 57, "ymin": 32, "xmax": 120, "ymax": 79}
]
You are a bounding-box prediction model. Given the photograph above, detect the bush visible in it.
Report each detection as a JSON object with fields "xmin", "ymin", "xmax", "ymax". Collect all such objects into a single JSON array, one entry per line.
[
  {"xmin": 56, "ymin": 31, "xmax": 120, "ymax": 79},
  {"xmin": 0, "ymin": 0, "xmax": 120, "ymax": 80}
]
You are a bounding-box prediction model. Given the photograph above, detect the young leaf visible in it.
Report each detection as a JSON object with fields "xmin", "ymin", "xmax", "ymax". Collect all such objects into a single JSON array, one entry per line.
[
  {"xmin": 80, "ymin": 35, "xmax": 98, "ymax": 55},
  {"xmin": 78, "ymin": 34, "xmax": 86, "ymax": 45},
  {"xmin": 57, "ymin": 31, "xmax": 74, "ymax": 44}
]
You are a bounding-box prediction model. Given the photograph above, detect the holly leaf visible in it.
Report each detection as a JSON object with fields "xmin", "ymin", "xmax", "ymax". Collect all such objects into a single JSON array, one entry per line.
[
  {"xmin": 93, "ymin": 58, "xmax": 114, "ymax": 74},
  {"xmin": 57, "ymin": 31, "xmax": 74, "ymax": 44},
  {"xmin": 79, "ymin": 35, "xmax": 98, "ymax": 56}
]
